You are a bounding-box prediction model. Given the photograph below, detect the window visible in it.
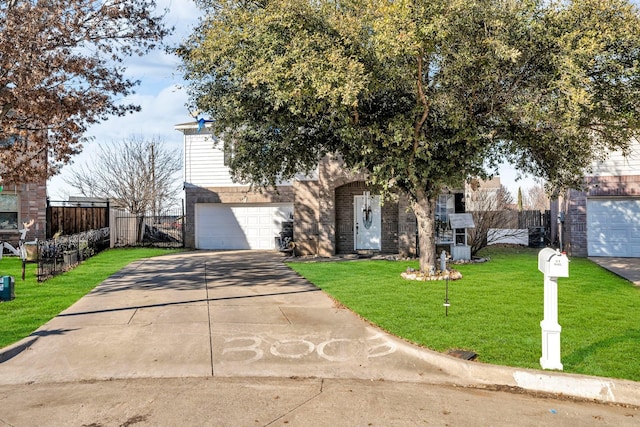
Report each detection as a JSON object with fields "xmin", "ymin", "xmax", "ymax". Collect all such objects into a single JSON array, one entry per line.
[
  {"xmin": 0, "ymin": 193, "xmax": 18, "ymax": 230},
  {"xmin": 435, "ymin": 194, "xmax": 454, "ymax": 243}
]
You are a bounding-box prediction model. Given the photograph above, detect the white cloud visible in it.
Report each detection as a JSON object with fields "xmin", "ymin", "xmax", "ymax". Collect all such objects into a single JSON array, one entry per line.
[
  {"xmin": 48, "ymin": 1, "xmax": 541, "ymax": 201},
  {"xmin": 47, "ymin": 1, "xmax": 200, "ymax": 200},
  {"xmin": 47, "ymin": 83, "xmax": 191, "ymax": 200}
]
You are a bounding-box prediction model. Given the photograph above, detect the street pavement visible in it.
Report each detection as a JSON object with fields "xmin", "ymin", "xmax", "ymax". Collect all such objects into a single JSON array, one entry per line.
[{"xmin": 0, "ymin": 250, "xmax": 638, "ymax": 426}]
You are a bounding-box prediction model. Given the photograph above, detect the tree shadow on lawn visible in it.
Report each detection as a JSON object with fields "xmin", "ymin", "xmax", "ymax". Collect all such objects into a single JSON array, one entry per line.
[{"xmin": 562, "ymin": 328, "xmax": 640, "ymax": 380}]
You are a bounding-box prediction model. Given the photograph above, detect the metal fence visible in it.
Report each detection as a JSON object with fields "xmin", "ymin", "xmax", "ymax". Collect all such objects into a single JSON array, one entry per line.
[
  {"xmin": 35, "ymin": 228, "xmax": 110, "ymax": 282},
  {"xmin": 110, "ymin": 207, "xmax": 184, "ymax": 249},
  {"xmin": 32, "ymin": 204, "xmax": 184, "ymax": 281}
]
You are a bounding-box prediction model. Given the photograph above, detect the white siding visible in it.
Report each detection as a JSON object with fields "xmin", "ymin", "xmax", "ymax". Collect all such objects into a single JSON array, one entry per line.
[
  {"xmin": 183, "ymin": 131, "xmax": 244, "ymax": 187},
  {"xmin": 589, "ymin": 139, "xmax": 640, "ymax": 177},
  {"xmin": 182, "ymin": 130, "xmax": 294, "ymax": 188}
]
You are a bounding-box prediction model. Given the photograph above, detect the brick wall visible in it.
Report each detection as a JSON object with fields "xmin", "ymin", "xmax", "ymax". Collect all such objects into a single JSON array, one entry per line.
[
  {"xmin": 293, "ymin": 180, "xmax": 320, "ymax": 256},
  {"xmin": 333, "ymin": 182, "xmax": 400, "ymax": 254},
  {"xmin": 0, "ymin": 182, "xmax": 46, "ymax": 244},
  {"xmin": 301, "ymin": 155, "xmax": 412, "ymax": 256},
  {"xmin": 564, "ymin": 188, "xmax": 588, "ymax": 256},
  {"xmin": 315, "ymin": 155, "xmax": 369, "ymax": 256},
  {"xmin": 335, "ymin": 181, "xmax": 361, "ymax": 253}
]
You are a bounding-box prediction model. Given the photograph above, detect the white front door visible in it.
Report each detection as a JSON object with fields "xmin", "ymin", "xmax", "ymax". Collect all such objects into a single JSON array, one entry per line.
[{"xmin": 354, "ymin": 194, "xmax": 381, "ymax": 250}]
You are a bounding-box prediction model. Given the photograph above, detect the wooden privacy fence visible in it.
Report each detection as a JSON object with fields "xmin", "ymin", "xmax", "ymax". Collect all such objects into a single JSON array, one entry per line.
[
  {"xmin": 492, "ymin": 210, "xmax": 551, "ymax": 229},
  {"xmin": 518, "ymin": 210, "xmax": 551, "ymax": 229},
  {"xmin": 46, "ymin": 200, "xmax": 109, "ymax": 238}
]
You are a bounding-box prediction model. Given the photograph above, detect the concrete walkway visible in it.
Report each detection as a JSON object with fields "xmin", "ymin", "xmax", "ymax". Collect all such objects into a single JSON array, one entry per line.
[{"xmin": 0, "ymin": 251, "xmax": 639, "ymax": 426}]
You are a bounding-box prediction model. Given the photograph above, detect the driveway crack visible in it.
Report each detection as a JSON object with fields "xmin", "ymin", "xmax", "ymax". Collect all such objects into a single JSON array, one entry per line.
[
  {"xmin": 205, "ymin": 261, "xmax": 214, "ymax": 377},
  {"xmin": 279, "ymin": 307, "xmax": 292, "ymax": 325},
  {"xmin": 263, "ymin": 379, "xmax": 325, "ymax": 426}
]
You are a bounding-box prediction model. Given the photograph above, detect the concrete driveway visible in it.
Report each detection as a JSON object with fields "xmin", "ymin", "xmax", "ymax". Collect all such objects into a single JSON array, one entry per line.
[
  {"xmin": 0, "ymin": 251, "xmax": 451, "ymax": 385},
  {"xmin": 0, "ymin": 252, "xmax": 456, "ymax": 384},
  {"xmin": 589, "ymin": 257, "xmax": 640, "ymax": 285},
  {"xmin": 0, "ymin": 251, "xmax": 639, "ymax": 426}
]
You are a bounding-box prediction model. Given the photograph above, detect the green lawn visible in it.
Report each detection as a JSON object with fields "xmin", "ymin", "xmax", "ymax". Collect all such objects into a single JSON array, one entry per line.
[
  {"xmin": 288, "ymin": 247, "xmax": 640, "ymax": 382},
  {"xmin": 0, "ymin": 248, "xmax": 182, "ymax": 348}
]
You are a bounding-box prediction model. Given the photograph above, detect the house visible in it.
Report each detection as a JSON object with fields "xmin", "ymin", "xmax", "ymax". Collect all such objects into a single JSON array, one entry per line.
[
  {"xmin": 176, "ymin": 122, "xmax": 467, "ymax": 257},
  {"xmin": 0, "ymin": 138, "xmax": 47, "ymax": 245},
  {"xmin": 0, "ymin": 182, "xmax": 46, "ymax": 245},
  {"xmin": 558, "ymin": 139, "xmax": 640, "ymax": 257}
]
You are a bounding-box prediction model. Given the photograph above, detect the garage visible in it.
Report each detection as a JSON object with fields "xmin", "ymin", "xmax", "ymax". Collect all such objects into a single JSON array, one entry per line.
[
  {"xmin": 195, "ymin": 203, "xmax": 293, "ymax": 249},
  {"xmin": 587, "ymin": 198, "xmax": 640, "ymax": 257},
  {"xmin": 195, "ymin": 203, "xmax": 293, "ymax": 250}
]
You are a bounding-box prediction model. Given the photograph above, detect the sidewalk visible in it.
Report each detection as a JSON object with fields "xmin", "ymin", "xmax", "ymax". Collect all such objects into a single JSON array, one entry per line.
[{"xmin": 0, "ymin": 251, "xmax": 638, "ymax": 426}]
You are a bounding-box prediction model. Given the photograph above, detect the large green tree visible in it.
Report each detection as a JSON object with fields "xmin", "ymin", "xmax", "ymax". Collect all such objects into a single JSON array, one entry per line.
[{"xmin": 178, "ymin": 0, "xmax": 640, "ymax": 272}]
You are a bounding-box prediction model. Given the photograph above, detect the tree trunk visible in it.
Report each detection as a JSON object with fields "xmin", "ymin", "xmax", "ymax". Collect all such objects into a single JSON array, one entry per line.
[
  {"xmin": 136, "ymin": 215, "xmax": 145, "ymax": 243},
  {"xmin": 413, "ymin": 190, "xmax": 437, "ymax": 273}
]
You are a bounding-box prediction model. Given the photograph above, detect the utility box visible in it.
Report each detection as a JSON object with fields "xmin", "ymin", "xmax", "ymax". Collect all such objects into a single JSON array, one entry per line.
[
  {"xmin": 538, "ymin": 248, "xmax": 569, "ymax": 278},
  {"xmin": 0, "ymin": 276, "xmax": 15, "ymax": 301}
]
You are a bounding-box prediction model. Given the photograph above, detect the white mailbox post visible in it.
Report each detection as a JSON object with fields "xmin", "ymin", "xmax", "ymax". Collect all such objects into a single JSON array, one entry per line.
[{"xmin": 538, "ymin": 248, "xmax": 569, "ymax": 370}]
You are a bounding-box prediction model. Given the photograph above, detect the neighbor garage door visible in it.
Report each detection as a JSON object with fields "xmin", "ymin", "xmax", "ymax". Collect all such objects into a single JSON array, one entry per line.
[
  {"xmin": 587, "ymin": 198, "xmax": 640, "ymax": 257},
  {"xmin": 195, "ymin": 203, "xmax": 293, "ymax": 250}
]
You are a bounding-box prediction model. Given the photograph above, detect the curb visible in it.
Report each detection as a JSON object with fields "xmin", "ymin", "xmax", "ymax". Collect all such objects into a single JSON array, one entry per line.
[{"xmin": 390, "ymin": 334, "xmax": 640, "ymax": 407}]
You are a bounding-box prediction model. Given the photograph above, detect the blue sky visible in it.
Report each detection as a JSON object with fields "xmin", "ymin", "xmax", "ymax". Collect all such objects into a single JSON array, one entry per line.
[
  {"xmin": 47, "ymin": 0, "xmax": 200, "ymax": 200},
  {"xmin": 47, "ymin": 0, "xmax": 539, "ymax": 200}
]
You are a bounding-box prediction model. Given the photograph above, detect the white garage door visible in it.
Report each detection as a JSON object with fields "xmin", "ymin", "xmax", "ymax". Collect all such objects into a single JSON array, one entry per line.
[
  {"xmin": 587, "ymin": 199, "xmax": 640, "ymax": 257},
  {"xmin": 195, "ymin": 203, "xmax": 293, "ymax": 250}
]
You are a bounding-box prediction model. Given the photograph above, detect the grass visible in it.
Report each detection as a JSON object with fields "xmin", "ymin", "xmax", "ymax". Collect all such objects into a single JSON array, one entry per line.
[
  {"xmin": 0, "ymin": 248, "xmax": 182, "ymax": 349},
  {"xmin": 288, "ymin": 246, "xmax": 640, "ymax": 382}
]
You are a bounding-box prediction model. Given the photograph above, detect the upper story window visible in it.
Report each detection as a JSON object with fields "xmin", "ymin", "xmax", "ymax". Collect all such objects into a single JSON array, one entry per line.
[{"xmin": 0, "ymin": 193, "xmax": 18, "ymax": 230}]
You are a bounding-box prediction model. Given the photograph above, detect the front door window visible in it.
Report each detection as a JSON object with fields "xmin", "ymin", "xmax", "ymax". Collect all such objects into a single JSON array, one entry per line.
[{"xmin": 354, "ymin": 193, "xmax": 381, "ymax": 250}]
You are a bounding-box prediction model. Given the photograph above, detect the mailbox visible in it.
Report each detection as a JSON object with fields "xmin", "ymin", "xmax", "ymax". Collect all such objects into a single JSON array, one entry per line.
[{"xmin": 538, "ymin": 248, "xmax": 569, "ymax": 278}]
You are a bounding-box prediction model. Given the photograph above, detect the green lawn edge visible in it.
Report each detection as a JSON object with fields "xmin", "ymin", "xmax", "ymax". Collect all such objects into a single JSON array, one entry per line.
[
  {"xmin": 287, "ymin": 247, "xmax": 640, "ymax": 382},
  {"xmin": 0, "ymin": 248, "xmax": 183, "ymax": 349}
]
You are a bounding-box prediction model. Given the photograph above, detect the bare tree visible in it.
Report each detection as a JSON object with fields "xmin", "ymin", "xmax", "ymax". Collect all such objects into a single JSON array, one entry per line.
[
  {"xmin": 524, "ymin": 184, "xmax": 549, "ymax": 211},
  {"xmin": 65, "ymin": 136, "xmax": 182, "ymax": 240},
  {"xmin": 466, "ymin": 184, "xmax": 520, "ymax": 256}
]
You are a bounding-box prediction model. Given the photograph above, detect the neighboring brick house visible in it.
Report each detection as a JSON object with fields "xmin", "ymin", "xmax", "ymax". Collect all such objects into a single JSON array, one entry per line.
[
  {"xmin": 0, "ymin": 182, "xmax": 47, "ymax": 245},
  {"xmin": 0, "ymin": 134, "xmax": 46, "ymax": 245},
  {"xmin": 176, "ymin": 122, "xmax": 466, "ymax": 257},
  {"xmin": 558, "ymin": 139, "xmax": 640, "ymax": 257}
]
